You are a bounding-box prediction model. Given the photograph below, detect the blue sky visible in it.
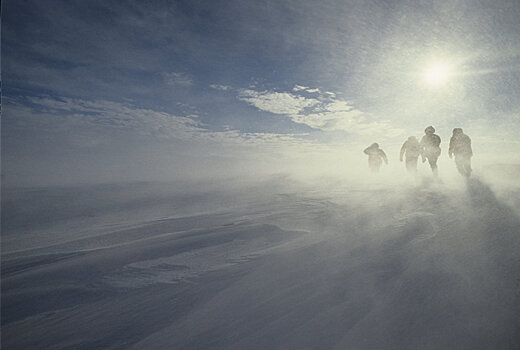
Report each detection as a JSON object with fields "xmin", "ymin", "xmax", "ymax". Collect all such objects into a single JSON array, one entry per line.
[{"xmin": 3, "ymin": 0, "xmax": 520, "ymax": 184}]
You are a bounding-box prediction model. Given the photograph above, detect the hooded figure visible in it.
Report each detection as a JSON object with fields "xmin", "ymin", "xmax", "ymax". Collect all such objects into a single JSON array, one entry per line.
[
  {"xmin": 420, "ymin": 126, "xmax": 441, "ymax": 176},
  {"xmin": 400, "ymin": 136, "xmax": 421, "ymax": 173},
  {"xmin": 364, "ymin": 143, "xmax": 388, "ymax": 173},
  {"xmin": 449, "ymin": 128, "xmax": 472, "ymax": 177}
]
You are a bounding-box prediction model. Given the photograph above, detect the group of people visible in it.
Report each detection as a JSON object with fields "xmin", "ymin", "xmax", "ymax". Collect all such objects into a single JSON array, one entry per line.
[{"xmin": 364, "ymin": 126, "xmax": 473, "ymax": 177}]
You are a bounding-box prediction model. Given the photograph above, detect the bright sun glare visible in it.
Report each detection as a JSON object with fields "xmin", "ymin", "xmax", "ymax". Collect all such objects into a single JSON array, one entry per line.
[{"xmin": 423, "ymin": 62, "xmax": 452, "ymax": 87}]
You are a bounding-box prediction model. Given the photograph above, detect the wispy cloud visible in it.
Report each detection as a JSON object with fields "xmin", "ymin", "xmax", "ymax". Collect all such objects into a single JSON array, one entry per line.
[
  {"xmin": 6, "ymin": 96, "xmax": 314, "ymax": 149},
  {"xmin": 16, "ymin": 97, "xmax": 202, "ymax": 140},
  {"xmin": 238, "ymin": 89, "xmax": 319, "ymax": 115},
  {"xmin": 292, "ymin": 85, "xmax": 320, "ymax": 94},
  {"xmin": 162, "ymin": 72, "xmax": 194, "ymax": 87},
  {"xmin": 324, "ymin": 91, "xmax": 336, "ymax": 98},
  {"xmin": 210, "ymin": 84, "xmax": 232, "ymax": 91},
  {"xmin": 237, "ymin": 87, "xmax": 404, "ymax": 138},
  {"xmin": 292, "ymin": 85, "xmax": 309, "ymax": 92}
]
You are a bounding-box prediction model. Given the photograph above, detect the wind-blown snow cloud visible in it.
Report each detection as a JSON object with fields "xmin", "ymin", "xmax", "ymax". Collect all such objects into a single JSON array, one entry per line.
[
  {"xmin": 5, "ymin": 0, "xmax": 520, "ymax": 187},
  {"xmin": 4, "ymin": 96, "xmax": 339, "ymax": 186}
]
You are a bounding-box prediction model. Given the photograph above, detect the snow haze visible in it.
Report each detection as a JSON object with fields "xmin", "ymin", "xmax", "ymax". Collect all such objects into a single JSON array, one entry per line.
[
  {"xmin": 3, "ymin": 175, "xmax": 520, "ymax": 349},
  {"xmin": 3, "ymin": 0, "xmax": 520, "ymax": 186},
  {"xmin": 2, "ymin": 0, "xmax": 520, "ymax": 349}
]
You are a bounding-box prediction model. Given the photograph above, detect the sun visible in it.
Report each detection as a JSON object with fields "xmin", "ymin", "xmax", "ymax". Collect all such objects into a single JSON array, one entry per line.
[{"xmin": 423, "ymin": 62, "xmax": 453, "ymax": 87}]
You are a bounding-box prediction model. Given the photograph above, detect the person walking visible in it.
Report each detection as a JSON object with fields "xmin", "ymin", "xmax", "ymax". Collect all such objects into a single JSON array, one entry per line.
[
  {"xmin": 420, "ymin": 126, "xmax": 441, "ymax": 176},
  {"xmin": 364, "ymin": 143, "xmax": 388, "ymax": 173},
  {"xmin": 449, "ymin": 128, "xmax": 473, "ymax": 177},
  {"xmin": 400, "ymin": 136, "xmax": 421, "ymax": 173}
]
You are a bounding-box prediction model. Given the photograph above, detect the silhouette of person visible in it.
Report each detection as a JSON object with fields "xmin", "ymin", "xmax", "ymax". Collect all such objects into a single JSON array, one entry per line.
[
  {"xmin": 420, "ymin": 126, "xmax": 441, "ymax": 176},
  {"xmin": 400, "ymin": 136, "xmax": 421, "ymax": 173},
  {"xmin": 449, "ymin": 128, "xmax": 472, "ymax": 177},
  {"xmin": 364, "ymin": 143, "xmax": 388, "ymax": 173}
]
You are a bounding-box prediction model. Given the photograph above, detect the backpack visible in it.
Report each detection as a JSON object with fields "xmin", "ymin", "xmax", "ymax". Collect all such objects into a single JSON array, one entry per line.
[
  {"xmin": 432, "ymin": 134, "xmax": 441, "ymax": 147},
  {"xmin": 428, "ymin": 134, "xmax": 441, "ymax": 147}
]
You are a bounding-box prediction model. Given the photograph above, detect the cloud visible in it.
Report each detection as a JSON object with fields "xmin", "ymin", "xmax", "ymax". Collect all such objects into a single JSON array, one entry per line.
[
  {"xmin": 162, "ymin": 72, "xmax": 194, "ymax": 86},
  {"xmin": 292, "ymin": 85, "xmax": 320, "ymax": 94},
  {"xmin": 237, "ymin": 86, "xmax": 403, "ymax": 139},
  {"xmin": 210, "ymin": 84, "xmax": 232, "ymax": 91},
  {"xmin": 16, "ymin": 97, "xmax": 203, "ymax": 140},
  {"xmin": 6, "ymin": 96, "xmax": 315, "ymax": 149},
  {"xmin": 238, "ymin": 89, "xmax": 319, "ymax": 115},
  {"xmin": 12, "ymin": 90, "xmax": 403, "ymax": 149},
  {"xmin": 292, "ymin": 85, "xmax": 309, "ymax": 91},
  {"xmin": 324, "ymin": 91, "xmax": 336, "ymax": 98}
]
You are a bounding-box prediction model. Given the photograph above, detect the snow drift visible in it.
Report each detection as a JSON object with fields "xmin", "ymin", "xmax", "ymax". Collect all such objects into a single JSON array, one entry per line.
[{"xmin": 2, "ymin": 173, "xmax": 520, "ymax": 349}]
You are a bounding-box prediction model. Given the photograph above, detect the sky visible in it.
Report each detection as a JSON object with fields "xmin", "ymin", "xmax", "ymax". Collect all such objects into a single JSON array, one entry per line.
[{"xmin": 3, "ymin": 0, "xmax": 520, "ymax": 185}]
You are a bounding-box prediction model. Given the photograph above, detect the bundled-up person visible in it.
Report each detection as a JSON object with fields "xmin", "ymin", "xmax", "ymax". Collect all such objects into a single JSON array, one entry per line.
[
  {"xmin": 364, "ymin": 143, "xmax": 388, "ymax": 173},
  {"xmin": 420, "ymin": 126, "xmax": 441, "ymax": 176},
  {"xmin": 449, "ymin": 128, "xmax": 473, "ymax": 177},
  {"xmin": 400, "ymin": 136, "xmax": 421, "ymax": 173}
]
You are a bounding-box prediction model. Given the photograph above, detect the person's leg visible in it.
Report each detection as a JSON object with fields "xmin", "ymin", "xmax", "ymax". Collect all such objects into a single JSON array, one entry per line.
[
  {"xmin": 466, "ymin": 156, "xmax": 472, "ymax": 176},
  {"xmin": 428, "ymin": 156, "xmax": 438, "ymax": 176},
  {"xmin": 406, "ymin": 157, "xmax": 418, "ymax": 173},
  {"xmin": 455, "ymin": 156, "xmax": 465, "ymax": 175},
  {"xmin": 406, "ymin": 158, "xmax": 412, "ymax": 172},
  {"xmin": 369, "ymin": 159, "xmax": 379, "ymax": 172}
]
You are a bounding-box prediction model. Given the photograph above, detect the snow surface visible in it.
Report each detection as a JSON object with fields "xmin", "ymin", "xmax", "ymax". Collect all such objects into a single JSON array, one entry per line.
[{"xmin": 2, "ymin": 174, "xmax": 520, "ymax": 349}]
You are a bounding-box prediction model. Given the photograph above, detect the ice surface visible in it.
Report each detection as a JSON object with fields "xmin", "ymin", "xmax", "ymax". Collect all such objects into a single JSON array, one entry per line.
[{"xmin": 2, "ymin": 175, "xmax": 520, "ymax": 349}]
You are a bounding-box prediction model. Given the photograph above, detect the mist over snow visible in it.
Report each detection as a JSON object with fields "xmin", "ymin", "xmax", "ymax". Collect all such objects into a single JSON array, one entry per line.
[
  {"xmin": 3, "ymin": 173, "xmax": 520, "ymax": 349},
  {"xmin": 3, "ymin": 0, "xmax": 520, "ymax": 349}
]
